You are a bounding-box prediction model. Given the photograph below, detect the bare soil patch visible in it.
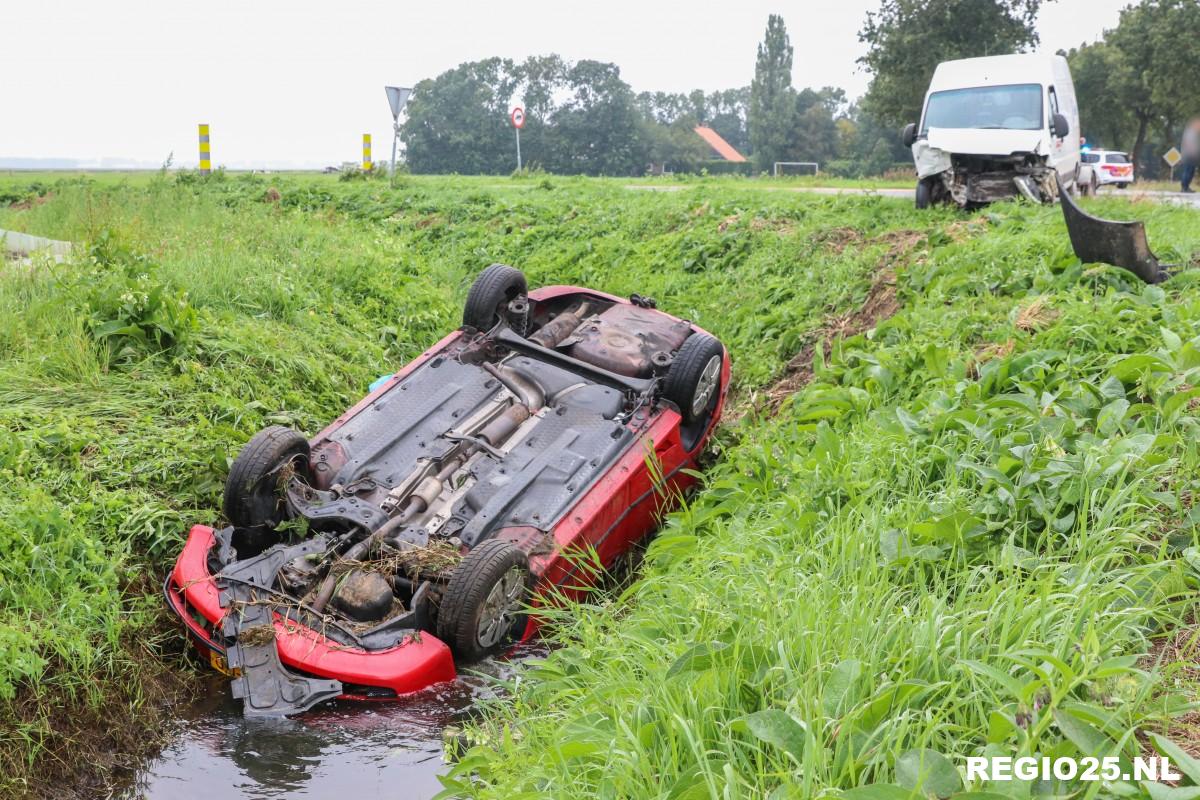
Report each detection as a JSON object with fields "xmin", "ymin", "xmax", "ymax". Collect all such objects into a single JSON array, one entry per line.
[
  {"xmin": 9, "ymin": 192, "xmax": 53, "ymax": 212},
  {"xmin": 1136, "ymin": 623, "xmax": 1200, "ymax": 771},
  {"xmin": 757, "ymin": 229, "xmax": 926, "ymax": 415}
]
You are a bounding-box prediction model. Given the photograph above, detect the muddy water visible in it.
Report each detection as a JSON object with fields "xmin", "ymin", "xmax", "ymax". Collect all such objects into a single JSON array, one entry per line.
[{"xmin": 123, "ymin": 646, "xmax": 541, "ymax": 800}]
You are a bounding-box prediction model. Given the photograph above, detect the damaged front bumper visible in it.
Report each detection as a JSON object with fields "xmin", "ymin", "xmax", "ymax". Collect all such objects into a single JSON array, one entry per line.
[
  {"xmin": 914, "ymin": 141, "xmax": 1059, "ymax": 206},
  {"xmin": 165, "ymin": 525, "xmax": 457, "ymax": 715}
]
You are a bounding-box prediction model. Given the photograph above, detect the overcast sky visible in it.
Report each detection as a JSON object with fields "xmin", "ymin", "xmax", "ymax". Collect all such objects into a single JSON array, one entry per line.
[{"xmin": 1, "ymin": 0, "xmax": 1128, "ymax": 168}]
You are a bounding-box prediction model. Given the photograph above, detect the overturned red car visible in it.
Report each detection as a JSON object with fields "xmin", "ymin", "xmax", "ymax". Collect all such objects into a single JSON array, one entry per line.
[{"xmin": 166, "ymin": 264, "xmax": 730, "ymax": 716}]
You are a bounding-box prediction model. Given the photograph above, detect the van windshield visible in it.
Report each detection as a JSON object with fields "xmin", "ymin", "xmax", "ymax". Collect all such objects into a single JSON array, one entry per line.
[{"xmin": 922, "ymin": 84, "xmax": 1044, "ymax": 133}]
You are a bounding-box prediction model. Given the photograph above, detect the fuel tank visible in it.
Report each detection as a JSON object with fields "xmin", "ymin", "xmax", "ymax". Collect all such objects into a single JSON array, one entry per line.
[{"xmin": 565, "ymin": 303, "xmax": 692, "ymax": 378}]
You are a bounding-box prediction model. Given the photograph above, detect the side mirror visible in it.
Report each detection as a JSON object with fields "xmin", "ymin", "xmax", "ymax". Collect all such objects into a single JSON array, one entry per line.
[
  {"xmin": 901, "ymin": 122, "xmax": 918, "ymax": 148},
  {"xmin": 1051, "ymin": 113, "xmax": 1070, "ymax": 139}
]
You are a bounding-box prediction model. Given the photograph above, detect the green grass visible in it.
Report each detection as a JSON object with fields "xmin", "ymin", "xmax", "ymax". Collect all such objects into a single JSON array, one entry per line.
[
  {"xmin": 0, "ymin": 172, "xmax": 1197, "ymax": 798},
  {"xmin": 439, "ymin": 195, "xmax": 1200, "ymax": 798}
]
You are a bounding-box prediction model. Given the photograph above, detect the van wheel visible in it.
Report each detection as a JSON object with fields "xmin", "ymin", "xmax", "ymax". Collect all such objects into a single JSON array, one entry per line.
[{"xmin": 915, "ymin": 179, "xmax": 933, "ymax": 210}]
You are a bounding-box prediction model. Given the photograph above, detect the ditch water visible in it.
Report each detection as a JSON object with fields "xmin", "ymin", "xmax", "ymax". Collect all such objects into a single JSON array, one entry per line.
[{"xmin": 121, "ymin": 646, "xmax": 541, "ymax": 800}]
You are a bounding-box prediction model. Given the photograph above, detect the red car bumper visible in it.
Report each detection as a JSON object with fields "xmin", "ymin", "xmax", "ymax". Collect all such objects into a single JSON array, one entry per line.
[{"xmin": 166, "ymin": 525, "xmax": 458, "ymax": 698}]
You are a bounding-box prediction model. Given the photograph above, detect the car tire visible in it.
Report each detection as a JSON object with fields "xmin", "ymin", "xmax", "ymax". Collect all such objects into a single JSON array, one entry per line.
[
  {"xmin": 223, "ymin": 426, "xmax": 310, "ymax": 529},
  {"xmin": 915, "ymin": 179, "xmax": 932, "ymax": 210},
  {"xmin": 463, "ymin": 264, "xmax": 528, "ymax": 332},
  {"xmin": 1118, "ymin": 183, "xmax": 1129, "ymax": 189},
  {"xmin": 437, "ymin": 539, "xmax": 531, "ymax": 661},
  {"xmin": 663, "ymin": 333, "xmax": 725, "ymax": 426}
]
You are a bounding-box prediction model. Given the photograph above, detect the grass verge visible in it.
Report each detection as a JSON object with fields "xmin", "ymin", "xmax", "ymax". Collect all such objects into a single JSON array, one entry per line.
[
  {"xmin": 0, "ymin": 172, "xmax": 964, "ymax": 795},
  {"xmin": 443, "ymin": 195, "xmax": 1200, "ymax": 798},
  {"xmin": 2, "ymin": 173, "xmax": 1196, "ymax": 797}
]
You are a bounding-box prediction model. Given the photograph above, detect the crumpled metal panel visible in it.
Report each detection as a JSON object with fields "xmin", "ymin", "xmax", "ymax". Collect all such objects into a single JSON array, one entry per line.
[
  {"xmin": 912, "ymin": 141, "xmax": 952, "ymax": 180},
  {"xmin": 218, "ymin": 537, "xmax": 344, "ymax": 717}
]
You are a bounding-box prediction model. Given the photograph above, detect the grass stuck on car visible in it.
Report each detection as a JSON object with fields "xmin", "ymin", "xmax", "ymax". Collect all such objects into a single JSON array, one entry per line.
[{"xmin": 166, "ymin": 264, "xmax": 730, "ymax": 717}]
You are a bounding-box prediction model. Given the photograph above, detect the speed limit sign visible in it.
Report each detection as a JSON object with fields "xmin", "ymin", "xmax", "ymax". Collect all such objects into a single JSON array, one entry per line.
[{"xmin": 510, "ymin": 107, "xmax": 525, "ymax": 129}]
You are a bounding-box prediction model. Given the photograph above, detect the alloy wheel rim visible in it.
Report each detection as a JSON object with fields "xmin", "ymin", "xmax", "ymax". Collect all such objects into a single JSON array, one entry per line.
[
  {"xmin": 691, "ymin": 355, "xmax": 721, "ymax": 416},
  {"xmin": 476, "ymin": 567, "xmax": 526, "ymax": 648}
]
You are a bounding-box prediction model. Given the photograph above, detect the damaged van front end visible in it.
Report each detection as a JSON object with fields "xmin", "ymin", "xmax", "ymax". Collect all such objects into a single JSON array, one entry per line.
[
  {"xmin": 914, "ymin": 129, "xmax": 1061, "ymax": 208},
  {"xmin": 904, "ymin": 54, "xmax": 1081, "ymax": 210}
]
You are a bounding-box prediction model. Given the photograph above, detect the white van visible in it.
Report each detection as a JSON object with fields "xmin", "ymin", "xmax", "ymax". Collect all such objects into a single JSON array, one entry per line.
[{"xmin": 901, "ymin": 54, "xmax": 1081, "ymax": 209}]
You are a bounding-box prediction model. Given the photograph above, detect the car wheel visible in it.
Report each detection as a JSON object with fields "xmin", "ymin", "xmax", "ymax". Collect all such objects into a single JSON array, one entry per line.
[
  {"xmin": 437, "ymin": 539, "xmax": 531, "ymax": 661},
  {"xmin": 915, "ymin": 179, "xmax": 932, "ymax": 210},
  {"xmin": 463, "ymin": 264, "xmax": 528, "ymax": 333},
  {"xmin": 663, "ymin": 333, "xmax": 725, "ymax": 426},
  {"xmin": 223, "ymin": 426, "xmax": 310, "ymax": 529},
  {"xmin": 1118, "ymin": 183, "xmax": 1129, "ymax": 189}
]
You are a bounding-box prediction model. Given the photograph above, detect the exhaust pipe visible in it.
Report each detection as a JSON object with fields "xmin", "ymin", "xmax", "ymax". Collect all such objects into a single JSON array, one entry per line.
[
  {"xmin": 530, "ymin": 302, "xmax": 591, "ymax": 348},
  {"xmin": 309, "ymin": 364, "xmax": 547, "ymax": 615}
]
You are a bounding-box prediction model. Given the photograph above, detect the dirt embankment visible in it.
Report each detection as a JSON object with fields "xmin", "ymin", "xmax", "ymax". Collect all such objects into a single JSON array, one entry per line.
[
  {"xmin": 2, "ymin": 582, "xmax": 200, "ymax": 800},
  {"xmin": 757, "ymin": 228, "xmax": 926, "ymax": 415}
]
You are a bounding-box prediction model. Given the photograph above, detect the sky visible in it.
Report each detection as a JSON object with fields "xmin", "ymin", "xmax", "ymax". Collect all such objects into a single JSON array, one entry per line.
[{"xmin": 1, "ymin": 0, "xmax": 1129, "ymax": 169}]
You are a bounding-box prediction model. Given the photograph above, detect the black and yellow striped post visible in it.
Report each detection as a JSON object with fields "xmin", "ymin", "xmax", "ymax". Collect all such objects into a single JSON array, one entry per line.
[
  {"xmin": 362, "ymin": 134, "xmax": 372, "ymax": 172},
  {"xmin": 198, "ymin": 124, "xmax": 211, "ymax": 174}
]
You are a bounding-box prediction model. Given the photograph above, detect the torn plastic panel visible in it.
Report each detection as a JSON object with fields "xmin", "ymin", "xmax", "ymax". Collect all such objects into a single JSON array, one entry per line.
[{"xmin": 1059, "ymin": 188, "xmax": 1170, "ymax": 284}]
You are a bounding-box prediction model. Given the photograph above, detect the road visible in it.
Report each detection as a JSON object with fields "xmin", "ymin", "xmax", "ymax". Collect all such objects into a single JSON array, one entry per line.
[{"xmin": 624, "ymin": 183, "xmax": 1200, "ymax": 207}]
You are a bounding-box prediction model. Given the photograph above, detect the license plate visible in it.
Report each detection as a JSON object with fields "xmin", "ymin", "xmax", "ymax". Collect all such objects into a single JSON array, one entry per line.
[{"xmin": 209, "ymin": 649, "xmax": 240, "ymax": 677}]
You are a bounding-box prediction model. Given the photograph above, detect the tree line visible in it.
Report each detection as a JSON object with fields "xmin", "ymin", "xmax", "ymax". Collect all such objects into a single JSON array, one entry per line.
[
  {"xmin": 1066, "ymin": 0, "xmax": 1200, "ymax": 175},
  {"xmin": 399, "ymin": 0, "xmax": 1200, "ymax": 178}
]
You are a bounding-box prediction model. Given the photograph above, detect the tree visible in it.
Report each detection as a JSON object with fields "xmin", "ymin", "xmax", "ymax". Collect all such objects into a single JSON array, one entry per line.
[
  {"xmin": 1066, "ymin": 42, "xmax": 1133, "ymax": 151},
  {"xmin": 510, "ymin": 55, "xmax": 568, "ymax": 169},
  {"xmin": 635, "ymin": 91, "xmax": 693, "ymax": 125},
  {"xmin": 403, "ymin": 55, "xmax": 648, "ymax": 176},
  {"xmin": 401, "ymin": 58, "xmax": 520, "ymax": 174},
  {"xmin": 826, "ymin": 103, "xmax": 910, "ymax": 177},
  {"xmin": 1105, "ymin": 0, "xmax": 1200, "ymax": 173},
  {"xmin": 858, "ymin": 0, "xmax": 1047, "ymax": 129},
  {"xmin": 546, "ymin": 60, "xmax": 646, "ymax": 175},
  {"xmin": 639, "ymin": 118, "xmax": 711, "ymax": 173},
  {"xmin": 750, "ymin": 15, "xmax": 798, "ymax": 172},
  {"xmin": 706, "ymin": 88, "xmax": 752, "ymax": 156},
  {"xmin": 792, "ymin": 89, "xmax": 840, "ymax": 164},
  {"xmin": 638, "ymin": 88, "xmax": 753, "ymax": 159}
]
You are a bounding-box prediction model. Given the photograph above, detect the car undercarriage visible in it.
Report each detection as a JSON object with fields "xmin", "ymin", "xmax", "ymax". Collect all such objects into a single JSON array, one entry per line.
[{"xmin": 175, "ymin": 265, "xmax": 728, "ymax": 716}]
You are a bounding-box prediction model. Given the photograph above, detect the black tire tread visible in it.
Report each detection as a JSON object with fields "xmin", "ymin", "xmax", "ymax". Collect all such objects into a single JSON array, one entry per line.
[
  {"xmin": 463, "ymin": 264, "xmax": 527, "ymax": 331},
  {"xmin": 223, "ymin": 426, "xmax": 309, "ymax": 528},
  {"xmin": 662, "ymin": 333, "xmax": 724, "ymax": 425},
  {"xmin": 437, "ymin": 539, "xmax": 529, "ymax": 661},
  {"xmin": 915, "ymin": 179, "xmax": 932, "ymax": 209}
]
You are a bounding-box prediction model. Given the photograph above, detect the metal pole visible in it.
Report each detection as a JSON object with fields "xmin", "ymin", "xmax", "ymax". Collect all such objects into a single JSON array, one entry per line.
[
  {"xmin": 390, "ymin": 122, "xmax": 400, "ymax": 175},
  {"xmin": 198, "ymin": 124, "xmax": 211, "ymax": 174},
  {"xmin": 515, "ymin": 127, "xmax": 522, "ymax": 171}
]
